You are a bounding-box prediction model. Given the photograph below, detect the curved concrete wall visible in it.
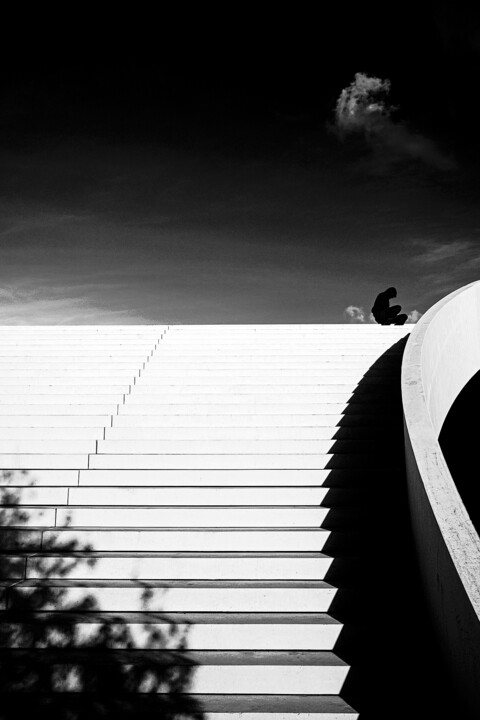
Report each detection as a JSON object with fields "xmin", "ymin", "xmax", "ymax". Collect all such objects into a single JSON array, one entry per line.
[{"xmin": 402, "ymin": 281, "xmax": 480, "ymax": 714}]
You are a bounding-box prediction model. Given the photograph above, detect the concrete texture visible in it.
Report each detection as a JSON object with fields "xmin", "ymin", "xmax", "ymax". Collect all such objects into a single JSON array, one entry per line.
[{"xmin": 402, "ymin": 281, "xmax": 480, "ymax": 715}]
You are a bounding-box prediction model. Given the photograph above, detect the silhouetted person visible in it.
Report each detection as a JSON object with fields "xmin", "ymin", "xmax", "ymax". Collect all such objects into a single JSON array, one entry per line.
[{"xmin": 371, "ymin": 287, "xmax": 408, "ymax": 325}]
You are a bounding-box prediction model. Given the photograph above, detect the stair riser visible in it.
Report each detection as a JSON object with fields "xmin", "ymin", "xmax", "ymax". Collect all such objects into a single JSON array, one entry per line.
[
  {"xmin": 87, "ymin": 454, "xmax": 382, "ymax": 470},
  {"xmin": 3, "ymin": 506, "xmax": 331, "ymax": 527},
  {"xmin": 40, "ymin": 529, "xmax": 332, "ymax": 552},
  {"xmin": 8, "ymin": 586, "xmax": 337, "ymax": 612},
  {"xmin": 77, "ymin": 469, "xmax": 378, "ymax": 486},
  {"xmin": 0, "ymin": 622, "xmax": 342, "ymax": 649},
  {"xmin": 95, "ymin": 440, "xmax": 381, "ymax": 454},
  {"xmin": 103, "ymin": 427, "xmax": 391, "ymax": 440},
  {"xmin": 67, "ymin": 487, "xmax": 332, "ymax": 505},
  {"xmin": 0, "ymin": 417, "xmax": 109, "ymax": 427},
  {"xmin": 2, "ymin": 486, "xmax": 339, "ymax": 505},
  {"xmin": 23, "ymin": 557, "xmax": 333, "ymax": 580},
  {"xmin": 117, "ymin": 404, "xmax": 395, "ymax": 415},
  {"xmin": 112, "ymin": 414, "xmax": 386, "ymax": 427},
  {"xmin": 1, "ymin": 663, "xmax": 348, "ymax": 695},
  {"xmin": 60, "ymin": 507, "xmax": 331, "ymax": 527},
  {"xmin": 1, "ymin": 468, "xmax": 388, "ymax": 487}
]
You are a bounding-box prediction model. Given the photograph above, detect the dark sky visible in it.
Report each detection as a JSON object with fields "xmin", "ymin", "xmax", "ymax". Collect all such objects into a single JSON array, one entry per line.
[{"xmin": 1, "ymin": 4, "xmax": 479, "ymax": 323}]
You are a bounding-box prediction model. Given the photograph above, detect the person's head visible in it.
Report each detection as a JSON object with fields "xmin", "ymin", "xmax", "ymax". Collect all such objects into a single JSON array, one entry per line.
[{"xmin": 385, "ymin": 287, "xmax": 397, "ymax": 299}]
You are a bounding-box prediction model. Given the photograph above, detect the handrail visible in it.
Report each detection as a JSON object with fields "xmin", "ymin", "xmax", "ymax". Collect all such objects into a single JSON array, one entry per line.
[{"xmin": 401, "ymin": 280, "xmax": 480, "ymax": 714}]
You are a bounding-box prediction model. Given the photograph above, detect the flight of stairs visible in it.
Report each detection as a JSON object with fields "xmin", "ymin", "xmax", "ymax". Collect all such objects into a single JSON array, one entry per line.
[{"xmin": 0, "ymin": 324, "xmax": 411, "ymax": 718}]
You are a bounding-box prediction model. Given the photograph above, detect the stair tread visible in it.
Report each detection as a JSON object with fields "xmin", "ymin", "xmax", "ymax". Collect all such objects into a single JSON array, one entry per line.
[
  {"xmin": 0, "ymin": 648, "xmax": 347, "ymax": 664},
  {"xmin": 14, "ymin": 579, "xmax": 335, "ymax": 587},
  {"xmin": 0, "ymin": 693, "xmax": 358, "ymax": 713},
  {"xmin": 1, "ymin": 611, "xmax": 341, "ymax": 623}
]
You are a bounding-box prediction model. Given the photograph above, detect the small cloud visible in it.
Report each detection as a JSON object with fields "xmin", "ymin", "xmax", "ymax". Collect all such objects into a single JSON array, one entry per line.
[
  {"xmin": 332, "ymin": 72, "xmax": 456, "ymax": 173},
  {"xmin": 407, "ymin": 309, "xmax": 423, "ymax": 323},
  {"xmin": 0, "ymin": 284, "xmax": 149, "ymax": 325},
  {"xmin": 344, "ymin": 305, "xmax": 365, "ymax": 323},
  {"xmin": 413, "ymin": 239, "xmax": 474, "ymax": 264}
]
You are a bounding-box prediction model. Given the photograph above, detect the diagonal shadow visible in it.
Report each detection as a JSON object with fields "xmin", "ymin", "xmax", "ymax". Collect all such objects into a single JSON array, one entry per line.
[
  {"xmin": 0, "ymin": 470, "xmax": 205, "ymax": 720},
  {"xmin": 439, "ymin": 368, "xmax": 480, "ymax": 535},
  {"xmin": 322, "ymin": 337, "xmax": 458, "ymax": 720}
]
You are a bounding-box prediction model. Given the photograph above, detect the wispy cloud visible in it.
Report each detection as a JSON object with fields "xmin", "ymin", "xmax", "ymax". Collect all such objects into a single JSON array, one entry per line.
[
  {"xmin": 412, "ymin": 239, "xmax": 474, "ymax": 264},
  {"xmin": 410, "ymin": 237, "xmax": 480, "ymax": 298},
  {"xmin": 0, "ymin": 284, "xmax": 150, "ymax": 325},
  {"xmin": 333, "ymin": 72, "xmax": 456, "ymax": 173}
]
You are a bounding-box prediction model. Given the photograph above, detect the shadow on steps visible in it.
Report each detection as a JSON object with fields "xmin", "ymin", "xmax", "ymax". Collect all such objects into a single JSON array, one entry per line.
[
  {"xmin": 324, "ymin": 337, "xmax": 459, "ymax": 720},
  {"xmin": 0, "ymin": 471, "xmax": 205, "ymax": 720}
]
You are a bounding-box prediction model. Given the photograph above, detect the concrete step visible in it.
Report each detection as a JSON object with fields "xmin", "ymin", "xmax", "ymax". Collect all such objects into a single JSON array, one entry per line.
[
  {"xmin": 0, "ymin": 405, "xmax": 116, "ymax": 415},
  {"xmin": 0, "ymin": 378, "xmax": 134, "ymax": 385},
  {"xmin": 0, "ymin": 487, "xmax": 68, "ymax": 504},
  {"xmin": 0, "ymin": 416, "xmax": 110, "ymax": 427},
  {"xmin": 40, "ymin": 528, "xmax": 332, "ymax": 551},
  {"xmin": 0, "ymin": 507, "xmax": 56, "ymax": 526},
  {"xmin": 0, "ymin": 386, "xmax": 128, "ymax": 394},
  {"xmin": 0, "ymin": 428, "xmax": 103, "ymax": 440},
  {"xmin": 0, "ymin": 394, "xmax": 122, "ymax": 405},
  {"xmin": 0, "ymin": 611, "xmax": 343, "ymax": 650},
  {"xmin": 145, "ymin": 360, "xmax": 395, "ymax": 369},
  {"xmin": 117, "ymin": 403, "xmax": 390, "ymax": 415},
  {"xmin": 139, "ymin": 368, "xmax": 398, "ymax": 377},
  {"xmin": 134, "ymin": 380, "xmax": 393, "ymax": 390},
  {"xmin": 150, "ymin": 347, "xmax": 400, "ymax": 354},
  {"xmin": 125, "ymin": 392, "xmax": 391, "ymax": 404},
  {"xmin": 87, "ymin": 453, "xmax": 381, "ymax": 470},
  {"xmin": 0, "ymin": 345, "xmax": 156, "ymax": 351},
  {"xmin": 0, "ymin": 649, "xmax": 349, "ymax": 695},
  {"xmin": 53, "ymin": 506, "xmax": 331, "ymax": 527},
  {"xmin": 78, "ymin": 468, "xmax": 390, "ymax": 486},
  {"xmin": 25, "ymin": 553, "xmax": 333, "ymax": 580},
  {"xmin": 66, "ymin": 486, "xmax": 332, "ymax": 505},
  {"xmin": 0, "ymin": 470, "xmax": 79, "ymax": 486},
  {"xmin": 0, "ymin": 394, "xmax": 121, "ymax": 404},
  {"xmin": 96, "ymin": 439, "xmax": 377, "ymax": 454},
  {"xmin": 0, "ymin": 359, "xmax": 145, "ymax": 365},
  {"xmin": 112, "ymin": 413, "xmax": 386, "ymax": 427},
  {"xmin": 4, "ymin": 693, "xmax": 358, "ymax": 718},
  {"xmin": 8, "ymin": 579, "xmax": 337, "ymax": 612},
  {"xmin": 104, "ymin": 425, "xmax": 388, "ymax": 440},
  {"xmin": 1, "ymin": 374, "xmax": 140, "ymax": 386},
  {"xmin": 1, "ymin": 486, "xmax": 338, "ymax": 507},
  {"xmin": 0, "ymin": 454, "xmax": 89, "ymax": 469},
  {"xmin": 0, "ymin": 441, "xmax": 96, "ymax": 454}
]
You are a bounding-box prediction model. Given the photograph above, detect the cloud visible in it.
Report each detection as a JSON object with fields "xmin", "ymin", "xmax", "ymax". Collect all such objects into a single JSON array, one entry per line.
[
  {"xmin": 345, "ymin": 304, "xmax": 422, "ymax": 324},
  {"xmin": 412, "ymin": 239, "xmax": 475, "ymax": 264},
  {"xmin": 407, "ymin": 309, "xmax": 422, "ymax": 323},
  {"xmin": 333, "ymin": 72, "xmax": 456, "ymax": 172},
  {"xmin": 344, "ymin": 305, "xmax": 366, "ymax": 322},
  {"xmin": 409, "ymin": 237, "xmax": 480, "ymax": 299},
  {"xmin": 0, "ymin": 284, "xmax": 150, "ymax": 325}
]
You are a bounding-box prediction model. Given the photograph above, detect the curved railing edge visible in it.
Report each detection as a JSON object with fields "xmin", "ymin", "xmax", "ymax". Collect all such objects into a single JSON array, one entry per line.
[{"xmin": 401, "ymin": 280, "xmax": 480, "ymax": 712}]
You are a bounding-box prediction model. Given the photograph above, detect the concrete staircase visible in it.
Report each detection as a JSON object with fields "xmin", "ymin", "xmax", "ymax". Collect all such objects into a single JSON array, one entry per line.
[{"xmin": 0, "ymin": 324, "xmax": 410, "ymax": 718}]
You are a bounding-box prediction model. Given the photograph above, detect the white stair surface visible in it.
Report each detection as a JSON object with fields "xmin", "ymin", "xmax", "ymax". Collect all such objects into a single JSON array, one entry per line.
[{"xmin": 0, "ymin": 324, "xmax": 410, "ymax": 717}]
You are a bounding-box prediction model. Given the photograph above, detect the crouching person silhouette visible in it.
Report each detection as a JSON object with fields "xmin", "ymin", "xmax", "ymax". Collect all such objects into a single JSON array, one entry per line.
[{"xmin": 371, "ymin": 287, "xmax": 408, "ymax": 325}]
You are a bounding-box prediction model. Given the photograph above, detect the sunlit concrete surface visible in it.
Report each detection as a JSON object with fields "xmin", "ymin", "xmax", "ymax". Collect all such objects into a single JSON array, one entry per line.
[
  {"xmin": 402, "ymin": 281, "xmax": 480, "ymax": 715},
  {"xmin": 0, "ymin": 324, "xmax": 412, "ymax": 717}
]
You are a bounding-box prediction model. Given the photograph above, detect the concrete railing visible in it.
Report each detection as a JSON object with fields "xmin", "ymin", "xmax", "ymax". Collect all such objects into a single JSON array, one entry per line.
[{"xmin": 402, "ymin": 280, "xmax": 480, "ymax": 714}]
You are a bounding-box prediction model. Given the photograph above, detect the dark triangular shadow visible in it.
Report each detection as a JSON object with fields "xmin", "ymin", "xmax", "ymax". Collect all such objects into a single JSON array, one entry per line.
[{"xmin": 322, "ymin": 337, "xmax": 458, "ymax": 720}]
